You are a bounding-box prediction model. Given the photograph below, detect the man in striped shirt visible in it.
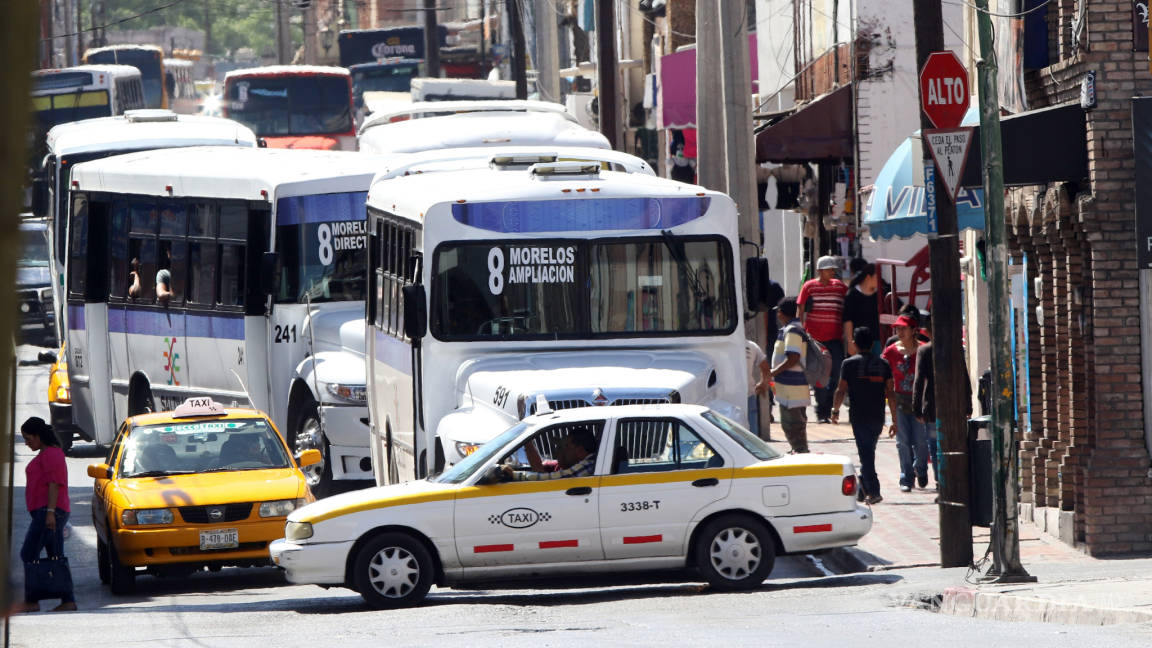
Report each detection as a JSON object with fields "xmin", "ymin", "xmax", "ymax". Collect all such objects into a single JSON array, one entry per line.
[
  {"xmin": 502, "ymin": 428, "xmax": 598, "ymax": 481},
  {"xmin": 761, "ymin": 296, "xmax": 810, "ymax": 453},
  {"xmin": 798, "ymin": 255, "xmax": 848, "ymax": 423}
]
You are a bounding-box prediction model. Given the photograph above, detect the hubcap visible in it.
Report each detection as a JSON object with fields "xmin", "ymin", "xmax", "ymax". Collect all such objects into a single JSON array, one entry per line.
[
  {"xmin": 296, "ymin": 416, "xmax": 324, "ymax": 485},
  {"xmin": 368, "ymin": 546, "xmax": 419, "ymax": 598},
  {"xmin": 708, "ymin": 526, "xmax": 762, "ymax": 580}
]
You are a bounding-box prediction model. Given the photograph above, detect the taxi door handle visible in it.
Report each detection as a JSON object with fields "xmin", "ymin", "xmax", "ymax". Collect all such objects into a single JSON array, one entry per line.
[
  {"xmin": 692, "ymin": 478, "xmax": 719, "ymax": 487},
  {"xmin": 566, "ymin": 487, "xmax": 592, "ymax": 496}
]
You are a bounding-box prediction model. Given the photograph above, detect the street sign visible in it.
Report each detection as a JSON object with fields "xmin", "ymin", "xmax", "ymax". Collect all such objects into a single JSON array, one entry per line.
[
  {"xmin": 924, "ymin": 162, "xmax": 938, "ymax": 239},
  {"xmin": 919, "ymin": 51, "xmax": 970, "ymax": 129},
  {"xmin": 924, "ymin": 127, "xmax": 975, "ymax": 201}
]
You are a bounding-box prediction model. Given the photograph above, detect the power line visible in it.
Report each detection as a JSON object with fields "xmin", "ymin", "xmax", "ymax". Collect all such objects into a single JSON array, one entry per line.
[{"xmin": 41, "ymin": 0, "xmax": 194, "ymax": 43}]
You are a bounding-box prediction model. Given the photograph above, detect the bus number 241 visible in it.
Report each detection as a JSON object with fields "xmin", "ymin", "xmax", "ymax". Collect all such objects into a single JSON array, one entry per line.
[{"xmin": 274, "ymin": 324, "xmax": 298, "ymax": 343}]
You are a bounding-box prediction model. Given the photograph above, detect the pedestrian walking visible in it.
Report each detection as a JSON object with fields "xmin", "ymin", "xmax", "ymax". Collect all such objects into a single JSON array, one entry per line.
[
  {"xmin": 16, "ymin": 417, "xmax": 76, "ymax": 613},
  {"xmin": 761, "ymin": 296, "xmax": 810, "ymax": 453},
  {"xmin": 798, "ymin": 255, "xmax": 847, "ymax": 423},
  {"xmin": 746, "ymin": 338, "xmax": 771, "ymax": 439},
  {"xmin": 883, "ymin": 315, "xmax": 930, "ymax": 492},
  {"xmin": 831, "ymin": 326, "xmax": 897, "ymax": 504},
  {"xmin": 913, "ymin": 340, "xmax": 972, "ymax": 488}
]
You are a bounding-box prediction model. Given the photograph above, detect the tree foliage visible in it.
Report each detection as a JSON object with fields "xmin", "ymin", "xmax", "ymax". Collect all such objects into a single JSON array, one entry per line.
[{"xmin": 103, "ymin": 0, "xmax": 300, "ymax": 59}]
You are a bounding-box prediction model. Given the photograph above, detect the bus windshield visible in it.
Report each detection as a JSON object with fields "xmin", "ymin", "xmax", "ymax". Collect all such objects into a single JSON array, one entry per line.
[
  {"xmin": 32, "ymin": 90, "xmax": 112, "ymax": 132},
  {"xmin": 86, "ymin": 50, "xmax": 163, "ymax": 108},
  {"xmin": 226, "ymin": 75, "xmax": 352, "ymax": 136},
  {"xmin": 352, "ymin": 64, "xmax": 418, "ymax": 94},
  {"xmin": 430, "ymin": 235, "xmax": 735, "ymax": 340},
  {"xmin": 275, "ymin": 192, "xmax": 367, "ymax": 303}
]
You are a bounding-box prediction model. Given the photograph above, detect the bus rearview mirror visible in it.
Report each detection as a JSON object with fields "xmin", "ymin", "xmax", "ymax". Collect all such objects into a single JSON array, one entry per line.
[
  {"xmin": 31, "ymin": 174, "xmax": 50, "ymax": 218},
  {"xmin": 260, "ymin": 252, "xmax": 279, "ymax": 295},
  {"xmin": 402, "ymin": 284, "xmax": 427, "ymax": 341}
]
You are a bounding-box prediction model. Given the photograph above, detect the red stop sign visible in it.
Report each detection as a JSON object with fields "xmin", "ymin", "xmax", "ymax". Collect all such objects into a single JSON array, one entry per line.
[{"xmin": 919, "ymin": 51, "xmax": 970, "ymax": 129}]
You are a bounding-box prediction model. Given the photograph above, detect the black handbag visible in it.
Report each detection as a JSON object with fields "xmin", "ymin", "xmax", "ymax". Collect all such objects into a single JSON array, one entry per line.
[{"xmin": 25, "ymin": 528, "xmax": 73, "ymax": 599}]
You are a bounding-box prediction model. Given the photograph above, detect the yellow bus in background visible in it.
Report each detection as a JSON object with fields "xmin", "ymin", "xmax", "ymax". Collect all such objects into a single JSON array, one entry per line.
[{"xmin": 84, "ymin": 44, "xmax": 167, "ymax": 109}]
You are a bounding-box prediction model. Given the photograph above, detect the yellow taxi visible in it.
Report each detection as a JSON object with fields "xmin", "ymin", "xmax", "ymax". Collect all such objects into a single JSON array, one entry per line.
[
  {"xmin": 47, "ymin": 342, "xmax": 86, "ymax": 453},
  {"xmin": 88, "ymin": 397, "xmax": 321, "ymax": 594}
]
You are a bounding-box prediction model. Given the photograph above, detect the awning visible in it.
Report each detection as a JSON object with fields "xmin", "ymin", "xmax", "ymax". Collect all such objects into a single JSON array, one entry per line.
[
  {"xmin": 754, "ymin": 84, "xmax": 854, "ymax": 163},
  {"xmin": 863, "ymin": 102, "xmax": 1086, "ymax": 240},
  {"xmin": 659, "ymin": 33, "xmax": 758, "ymax": 129}
]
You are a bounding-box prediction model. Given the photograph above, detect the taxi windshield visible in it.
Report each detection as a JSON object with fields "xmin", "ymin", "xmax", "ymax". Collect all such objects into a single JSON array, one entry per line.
[
  {"xmin": 432, "ymin": 422, "xmax": 528, "ymax": 484},
  {"xmin": 702, "ymin": 410, "xmax": 783, "ymax": 461},
  {"xmin": 118, "ymin": 418, "xmax": 292, "ymax": 477}
]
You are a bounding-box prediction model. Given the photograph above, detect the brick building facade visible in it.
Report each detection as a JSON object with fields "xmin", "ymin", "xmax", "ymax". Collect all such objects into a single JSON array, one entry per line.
[{"xmin": 1007, "ymin": 1, "xmax": 1152, "ymax": 555}]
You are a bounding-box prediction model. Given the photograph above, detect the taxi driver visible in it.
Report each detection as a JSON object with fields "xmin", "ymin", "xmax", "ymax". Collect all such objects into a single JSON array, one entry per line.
[{"xmin": 502, "ymin": 428, "xmax": 597, "ymax": 481}]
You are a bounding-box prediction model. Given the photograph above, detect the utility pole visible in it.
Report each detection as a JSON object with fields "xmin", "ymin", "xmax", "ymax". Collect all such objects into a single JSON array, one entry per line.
[
  {"xmin": 62, "ymin": 0, "xmax": 75, "ymax": 65},
  {"xmin": 695, "ymin": 0, "xmax": 724, "ymax": 189},
  {"xmin": 509, "ymin": 0, "xmax": 528, "ymax": 99},
  {"xmin": 912, "ymin": 0, "xmax": 973, "ymax": 569},
  {"xmin": 595, "ymin": 0, "xmax": 618, "ymax": 148},
  {"xmin": 534, "ymin": 0, "xmax": 560, "ymax": 104},
  {"xmin": 203, "ymin": 0, "xmax": 211, "ymax": 57},
  {"xmin": 423, "ymin": 0, "xmax": 440, "ymax": 78},
  {"xmin": 974, "ymin": 0, "xmax": 1034, "ymax": 583},
  {"xmin": 276, "ymin": 1, "xmax": 292, "ymax": 64},
  {"xmin": 303, "ymin": 1, "xmax": 318, "ymax": 65}
]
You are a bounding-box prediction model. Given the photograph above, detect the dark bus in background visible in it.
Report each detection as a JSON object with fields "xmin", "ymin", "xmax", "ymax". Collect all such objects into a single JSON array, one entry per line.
[
  {"xmin": 223, "ymin": 66, "xmax": 356, "ymax": 151},
  {"xmin": 83, "ymin": 44, "xmax": 167, "ymax": 109},
  {"xmin": 349, "ymin": 59, "xmax": 422, "ymax": 115},
  {"xmin": 337, "ymin": 25, "xmax": 445, "ymax": 68}
]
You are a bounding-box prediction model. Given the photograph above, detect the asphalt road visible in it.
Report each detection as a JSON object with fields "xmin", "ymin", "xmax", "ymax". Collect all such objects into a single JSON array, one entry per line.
[{"xmin": 7, "ymin": 343, "xmax": 1152, "ymax": 647}]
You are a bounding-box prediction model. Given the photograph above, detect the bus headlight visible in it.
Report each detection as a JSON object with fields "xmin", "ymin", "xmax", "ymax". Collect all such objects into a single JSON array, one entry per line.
[
  {"xmin": 285, "ymin": 521, "xmax": 313, "ymax": 541},
  {"xmin": 323, "ymin": 382, "xmax": 367, "ymax": 404},
  {"xmin": 122, "ymin": 508, "xmax": 174, "ymax": 525}
]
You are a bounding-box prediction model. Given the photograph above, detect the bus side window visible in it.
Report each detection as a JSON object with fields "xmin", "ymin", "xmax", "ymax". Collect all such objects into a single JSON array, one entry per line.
[
  {"xmin": 368, "ymin": 220, "xmax": 381, "ymax": 326},
  {"xmin": 218, "ymin": 204, "xmax": 247, "ymax": 308},
  {"xmin": 128, "ymin": 201, "xmax": 158, "ymax": 303},
  {"xmin": 159, "ymin": 202, "xmax": 186, "ymax": 306},
  {"xmin": 67, "ymin": 195, "xmax": 89, "ymax": 299},
  {"xmin": 108, "ymin": 201, "xmax": 129, "ymax": 299},
  {"xmin": 187, "ymin": 203, "xmax": 218, "ymax": 308}
]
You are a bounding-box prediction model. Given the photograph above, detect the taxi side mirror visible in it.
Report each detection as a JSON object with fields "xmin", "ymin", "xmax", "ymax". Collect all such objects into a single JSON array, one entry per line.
[
  {"xmin": 297, "ymin": 449, "xmax": 322, "ymax": 468},
  {"xmin": 87, "ymin": 463, "xmax": 112, "ymax": 479}
]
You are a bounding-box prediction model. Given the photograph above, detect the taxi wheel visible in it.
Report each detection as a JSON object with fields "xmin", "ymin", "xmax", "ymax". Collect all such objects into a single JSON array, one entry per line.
[
  {"xmin": 106, "ymin": 539, "xmax": 137, "ymax": 595},
  {"xmin": 353, "ymin": 532, "xmax": 433, "ymax": 609},
  {"xmin": 695, "ymin": 514, "xmax": 776, "ymax": 591},
  {"xmin": 97, "ymin": 538, "xmax": 110, "ymax": 584}
]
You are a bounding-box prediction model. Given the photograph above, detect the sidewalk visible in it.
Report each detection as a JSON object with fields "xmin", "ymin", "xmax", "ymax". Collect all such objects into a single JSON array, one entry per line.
[{"xmin": 769, "ymin": 414, "xmax": 1152, "ymax": 626}]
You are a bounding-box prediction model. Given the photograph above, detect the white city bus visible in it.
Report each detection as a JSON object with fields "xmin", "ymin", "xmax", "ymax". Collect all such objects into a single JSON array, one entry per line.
[
  {"xmin": 64, "ymin": 146, "xmax": 656, "ymax": 495},
  {"xmin": 32, "ymin": 110, "xmax": 258, "ymax": 340},
  {"xmin": 365, "ymin": 162, "xmax": 747, "ymax": 484}
]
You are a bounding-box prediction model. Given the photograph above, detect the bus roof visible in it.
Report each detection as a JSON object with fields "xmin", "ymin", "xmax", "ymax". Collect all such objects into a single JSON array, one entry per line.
[
  {"xmin": 224, "ymin": 65, "xmax": 350, "ymax": 80},
  {"xmin": 359, "ymin": 110, "xmax": 609, "ymax": 154},
  {"xmin": 45, "ymin": 111, "xmax": 257, "ymax": 157},
  {"xmin": 376, "ymin": 146, "xmax": 655, "ymax": 176},
  {"xmin": 163, "ymin": 58, "xmax": 194, "ymax": 69},
  {"xmin": 367, "ymin": 163, "xmax": 725, "ymax": 223},
  {"xmin": 69, "ymin": 147, "xmax": 403, "ymax": 201},
  {"xmin": 362, "ymin": 99, "xmax": 574, "ymax": 130},
  {"xmin": 84, "ymin": 44, "xmax": 163, "ymax": 56},
  {"xmin": 349, "ymin": 59, "xmax": 422, "ymax": 71}
]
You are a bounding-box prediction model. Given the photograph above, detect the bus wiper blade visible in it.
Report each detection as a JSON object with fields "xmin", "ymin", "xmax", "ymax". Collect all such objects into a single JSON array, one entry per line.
[{"xmin": 129, "ymin": 470, "xmax": 195, "ymax": 478}]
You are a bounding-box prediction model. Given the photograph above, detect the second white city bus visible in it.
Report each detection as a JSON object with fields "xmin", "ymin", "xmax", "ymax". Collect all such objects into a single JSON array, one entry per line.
[{"xmin": 365, "ymin": 162, "xmax": 747, "ymax": 484}]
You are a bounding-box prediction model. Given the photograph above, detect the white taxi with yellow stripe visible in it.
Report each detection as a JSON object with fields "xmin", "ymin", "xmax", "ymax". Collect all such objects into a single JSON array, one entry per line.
[{"xmin": 269, "ymin": 403, "xmax": 872, "ymax": 607}]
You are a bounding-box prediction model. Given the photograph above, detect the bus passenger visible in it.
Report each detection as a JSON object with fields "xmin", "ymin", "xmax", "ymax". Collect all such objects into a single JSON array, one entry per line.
[
  {"xmin": 128, "ymin": 257, "xmax": 142, "ymax": 299},
  {"xmin": 156, "ymin": 242, "xmax": 173, "ymax": 305}
]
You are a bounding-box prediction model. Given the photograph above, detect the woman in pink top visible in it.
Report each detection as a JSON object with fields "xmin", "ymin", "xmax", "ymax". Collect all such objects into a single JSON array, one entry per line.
[{"xmin": 16, "ymin": 417, "xmax": 75, "ymax": 612}]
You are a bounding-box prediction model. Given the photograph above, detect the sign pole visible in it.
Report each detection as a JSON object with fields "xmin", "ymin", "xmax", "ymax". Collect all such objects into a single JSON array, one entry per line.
[
  {"xmin": 975, "ymin": 0, "xmax": 1034, "ymax": 584},
  {"xmin": 913, "ymin": 0, "xmax": 973, "ymax": 569}
]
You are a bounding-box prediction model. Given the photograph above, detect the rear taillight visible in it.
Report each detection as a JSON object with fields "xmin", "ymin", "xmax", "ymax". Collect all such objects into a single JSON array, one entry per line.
[{"xmin": 841, "ymin": 475, "xmax": 858, "ymax": 496}]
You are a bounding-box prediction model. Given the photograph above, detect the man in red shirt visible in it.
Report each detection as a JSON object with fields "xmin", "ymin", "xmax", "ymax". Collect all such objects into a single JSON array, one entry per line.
[{"xmin": 798, "ymin": 255, "xmax": 848, "ymax": 423}]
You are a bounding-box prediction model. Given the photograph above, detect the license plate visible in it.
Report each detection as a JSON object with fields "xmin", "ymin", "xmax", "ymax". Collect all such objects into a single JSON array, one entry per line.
[{"xmin": 199, "ymin": 528, "xmax": 239, "ymax": 550}]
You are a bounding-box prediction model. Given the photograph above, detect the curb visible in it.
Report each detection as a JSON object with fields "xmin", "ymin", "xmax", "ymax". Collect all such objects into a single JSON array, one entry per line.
[
  {"xmin": 939, "ymin": 586, "xmax": 1152, "ymax": 626},
  {"xmin": 815, "ymin": 546, "xmax": 878, "ymax": 575}
]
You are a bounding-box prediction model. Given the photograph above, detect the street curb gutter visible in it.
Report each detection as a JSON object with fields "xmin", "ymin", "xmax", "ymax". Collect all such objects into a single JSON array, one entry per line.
[
  {"xmin": 814, "ymin": 546, "xmax": 874, "ymax": 575},
  {"xmin": 939, "ymin": 587, "xmax": 1152, "ymax": 625}
]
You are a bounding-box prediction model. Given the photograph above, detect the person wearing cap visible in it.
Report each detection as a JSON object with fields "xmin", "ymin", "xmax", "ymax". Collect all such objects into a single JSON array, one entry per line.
[
  {"xmin": 797, "ymin": 255, "xmax": 847, "ymax": 423},
  {"xmin": 757, "ymin": 296, "xmax": 810, "ymax": 453},
  {"xmin": 882, "ymin": 314, "xmax": 930, "ymax": 492}
]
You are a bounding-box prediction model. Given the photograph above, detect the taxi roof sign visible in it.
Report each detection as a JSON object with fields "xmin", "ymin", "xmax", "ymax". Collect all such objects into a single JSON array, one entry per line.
[{"xmin": 172, "ymin": 397, "xmax": 227, "ymax": 418}]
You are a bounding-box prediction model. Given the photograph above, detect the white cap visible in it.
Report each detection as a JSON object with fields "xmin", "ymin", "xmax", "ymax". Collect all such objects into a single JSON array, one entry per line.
[{"xmin": 817, "ymin": 255, "xmax": 838, "ymax": 271}]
